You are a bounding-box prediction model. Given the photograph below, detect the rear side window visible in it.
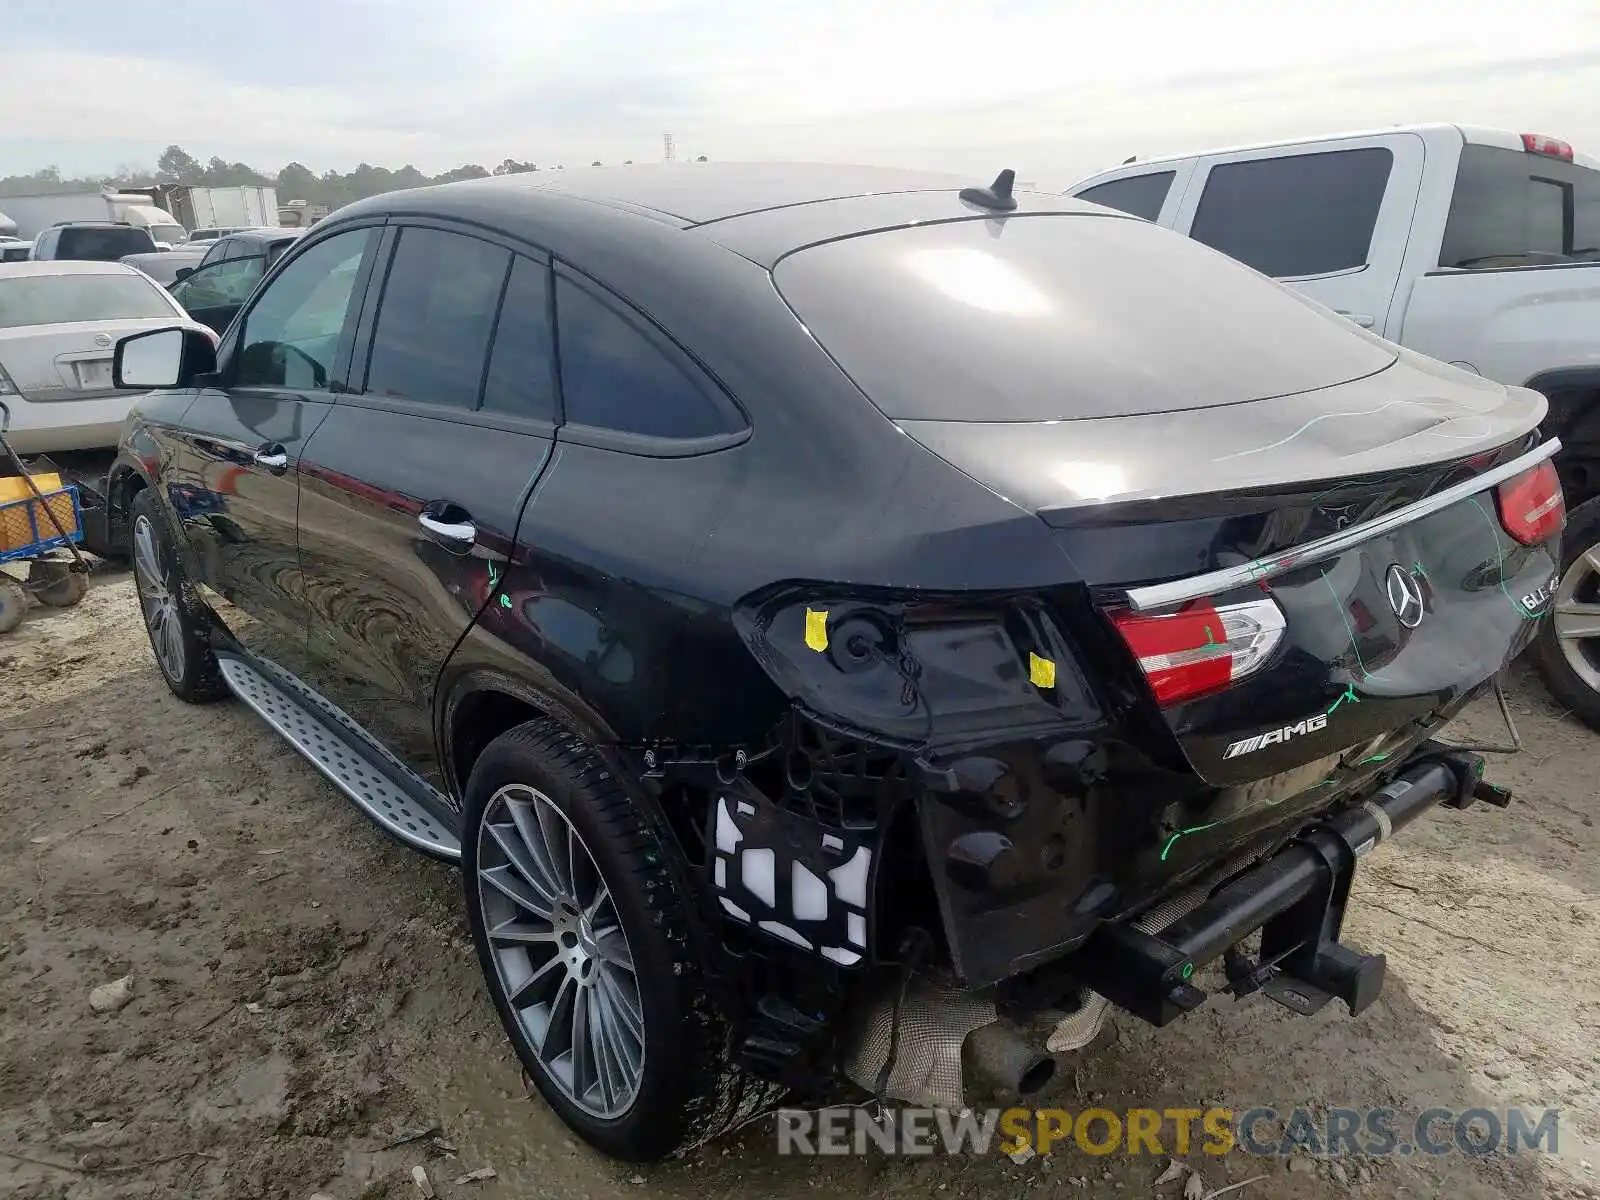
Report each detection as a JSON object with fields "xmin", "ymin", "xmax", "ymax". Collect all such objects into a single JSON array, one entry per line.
[
  {"xmin": 1440, "ymin": 144, "xmax": 1600, "ymax": 267},
  {"xmin": 555, "ymin": 273, "xmax": 739, "ymax": 440},
  {"xmin": 0, "ymin": 272, "xmax": 174, "ymax": 329},
  {"xmin": 481, "ymin": 256, "xmax": 557, "ymax": 421},
  {"xmin": 364, "ymin": 227, "xmax": 511, "ymax": 409},
  {"xmin": 56, "ymin": 226, "xmax": 156, "ymax": 261},
  {"xmin": 1075, "ymin": 171, "xmax": 1176, "ymax": 221},
  {"xmin": 1190, "ymin": 147, "xmax": 1393, "ymax": 278}
]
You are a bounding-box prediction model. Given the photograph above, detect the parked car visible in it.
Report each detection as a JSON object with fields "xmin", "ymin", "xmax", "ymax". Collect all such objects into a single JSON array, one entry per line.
[
  {"xmin": 0, "ymin": 260, "xmax": 208, "ymax": 454},
  {"xmin": 167, "ymin": 227, "xmax": 305, "ymax": 333},
  {"xmin": 186, "ymin": 227, "xmax": 249, "ymax": 243},
  {"xmin": 31, "ymin": 222, "xmax": 159, "ymax": 263},
  {"xmin": 1068, "ymin": 124, "xmax": 1600, "ymax": 727},
  {"xmin": 103, "ymin": 164, "xmax": 1562, "ymax": 1162},
  {"xmin": 121, "ymin": 248, "xmax": 206, "ymax": 286},
  {"xmin": 0, "ymin": 235, "xmax": 29, "ymax": 263}
]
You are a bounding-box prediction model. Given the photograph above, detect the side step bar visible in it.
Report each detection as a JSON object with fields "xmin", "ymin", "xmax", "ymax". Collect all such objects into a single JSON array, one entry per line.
[
  {"xmin": 216, "ymin": 655, "xmax": 461, "ymax": 862},
  {"xmin": 1070, "ymin": 749, "xmax": 1505, "ymax": 1025}
]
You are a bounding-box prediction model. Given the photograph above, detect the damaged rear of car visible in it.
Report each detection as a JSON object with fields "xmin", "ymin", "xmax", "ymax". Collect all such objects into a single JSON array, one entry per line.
[{"xmin": 682, "ymin": 197, "xmax": 1562, "ymax": 1116}]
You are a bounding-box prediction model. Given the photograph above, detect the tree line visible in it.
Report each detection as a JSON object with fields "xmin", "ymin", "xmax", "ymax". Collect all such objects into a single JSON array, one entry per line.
[{"xmin": 0, "ymin": 145, "xmax": 710, "ymax": 210}]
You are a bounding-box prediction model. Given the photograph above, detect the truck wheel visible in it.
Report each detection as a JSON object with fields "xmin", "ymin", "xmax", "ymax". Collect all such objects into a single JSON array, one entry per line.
[
  {"xmin": 461, "ymin": 719, "xmax": 782, "ymax": 1161},
  {"xmin": 0, "ymin": 577, "xmax": 26, "ymax": 634},
  {"xmin": 128, "ymin": 490, "xmax": 229, "ymax": 703},
  {"xmin": 1529, "ymin": 495, "xmax": 1600, "ymax": 731}
]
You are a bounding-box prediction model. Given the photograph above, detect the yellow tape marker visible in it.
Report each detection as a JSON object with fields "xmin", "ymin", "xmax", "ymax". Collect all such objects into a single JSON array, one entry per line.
[
  {"xmin": 1029, "ymin": 651, "xmax": 1056, "ymax": 689},
  {"xmin": 805, "ymin": 608, "xmax": 829, "ymax": 652}
]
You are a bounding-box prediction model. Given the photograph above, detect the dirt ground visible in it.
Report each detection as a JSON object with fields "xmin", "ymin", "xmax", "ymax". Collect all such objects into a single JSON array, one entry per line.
[{"xmin": 2, "ymin": 570, "xmax": 1597, "ymax": 1200}]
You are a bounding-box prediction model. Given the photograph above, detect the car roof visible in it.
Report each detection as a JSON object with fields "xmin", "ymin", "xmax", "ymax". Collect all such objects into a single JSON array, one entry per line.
[
  {"xmin": 0, "ymin": 259, "xmax": 145, "ymax": 278},
  {"xmin": 331, "ymin": 162, "xmax": 1105, "ymax": 270},
  {"xmin": 227, "ymin": 226, "xmax": 303, "ymax": 243}
]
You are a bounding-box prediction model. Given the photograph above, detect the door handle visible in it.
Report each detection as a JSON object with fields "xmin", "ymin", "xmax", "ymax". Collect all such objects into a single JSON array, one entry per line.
[
  {"xmin": 1336, "ymin": 311, "xmax": 1376, "ymax": 329},
  {"xmin": 418, "ymin": 512, "xmax": 477, "ymax": 547},
  {"xmin": 254, "ymin": 445, "xmax": 288, "ymax": 472}
]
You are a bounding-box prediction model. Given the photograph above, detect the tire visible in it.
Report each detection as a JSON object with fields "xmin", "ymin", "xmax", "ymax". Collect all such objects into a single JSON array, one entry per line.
[
  {"xmin": 28, "ymin": 560, "xmax": 89, "ymax": 607},
  {"xmin": 461, "ymin": 719, "xmax": 780, "ymax": 1161},
  {"xmin": 0, "ymin": 576, "xmax": 26, "ymax": 634},
  {"xmin": 1529, "ymin": 494, "xmax": 1600, "ymax": 730},
  {"xmin": 128, "ymin": 489, "xmax": 229, "ymax": 704}
]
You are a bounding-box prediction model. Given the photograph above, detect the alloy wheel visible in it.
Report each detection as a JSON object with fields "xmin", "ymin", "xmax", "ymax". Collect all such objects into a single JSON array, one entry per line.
[
  {"xmin": 132, "ymin": 514, "xmax": 186, "ymax": 682},
  {"xmin": 476, "ymin": 783, "xmax": 645, "ymax": 1119},
  {"xmin": 1553, "ymin": 538, "xmax": 1600, "ymax": 696}
]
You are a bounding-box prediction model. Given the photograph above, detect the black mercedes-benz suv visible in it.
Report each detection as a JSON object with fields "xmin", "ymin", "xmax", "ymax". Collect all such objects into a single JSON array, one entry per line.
[{"xmin": 104, "ymin": 163, "xmax": 1564, "ymax": 1162}]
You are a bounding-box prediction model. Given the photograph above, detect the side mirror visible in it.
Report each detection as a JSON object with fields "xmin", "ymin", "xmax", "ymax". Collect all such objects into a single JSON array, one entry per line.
[
  {"xmin": 113, "ymin": 327, "xmax": 217, "ymax": 390},
  {"xmin": 173, "ymin": 267, "xmax": 193, "ymax": 282}
]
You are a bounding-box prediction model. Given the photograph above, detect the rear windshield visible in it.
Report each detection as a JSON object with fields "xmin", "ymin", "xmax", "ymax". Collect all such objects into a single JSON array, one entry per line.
[
  {"xmin": 774, "ymin": 214, "xmax": 1396, "ymax": 422},
  {"xmin": 0, "ymin": 273, "xmax": 175, "ymax": 329},
  {"xmin": 56, "ymin": 226, "xmax": 157, "ymax": 260},
  {"xmin": 1441, "ymin": 144, "xmax": 1600, "ymax": 267}
]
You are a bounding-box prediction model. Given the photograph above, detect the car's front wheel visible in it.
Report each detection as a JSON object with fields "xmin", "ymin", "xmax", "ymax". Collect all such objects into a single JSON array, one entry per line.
[
  {"xmin": 1529, "ymin": 494, "xmax": 1600, "ymax": 731},
  {"xmin": 461, "ymin": 719, "xmax": 779, "ymax": 1161},
  {"xmin": 128, "ymin": 489, "xmax": 229, "ymax": 704}
]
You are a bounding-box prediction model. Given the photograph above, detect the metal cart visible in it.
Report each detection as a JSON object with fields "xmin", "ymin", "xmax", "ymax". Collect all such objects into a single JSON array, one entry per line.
[{"xmin": 0, "ymin": 400, "xmax": 91, "ymax": 634}]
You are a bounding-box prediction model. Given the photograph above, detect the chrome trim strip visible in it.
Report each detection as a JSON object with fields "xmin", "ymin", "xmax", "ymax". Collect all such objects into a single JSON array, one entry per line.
[{"xmin": 1123, "ymin": 438, "xmax": 1562, "ymax": 612}]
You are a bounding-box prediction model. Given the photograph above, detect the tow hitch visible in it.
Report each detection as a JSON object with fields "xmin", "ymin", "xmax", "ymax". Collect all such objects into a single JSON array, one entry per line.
[{"xmin": 1069, "ymin": 749, "xmax": 1509, "ymax": 1026}]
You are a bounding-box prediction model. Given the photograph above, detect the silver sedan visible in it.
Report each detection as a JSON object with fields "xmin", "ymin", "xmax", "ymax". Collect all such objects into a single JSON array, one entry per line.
[{"xmin": 0, "ymin": 260, "xmax": 212, "ymax": 454}]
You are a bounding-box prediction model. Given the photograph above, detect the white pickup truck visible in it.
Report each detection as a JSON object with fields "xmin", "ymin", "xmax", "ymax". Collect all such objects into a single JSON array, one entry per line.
[{"xmin": 1068, "ymin": 124, "xmax": 1600, "ymax": 728}]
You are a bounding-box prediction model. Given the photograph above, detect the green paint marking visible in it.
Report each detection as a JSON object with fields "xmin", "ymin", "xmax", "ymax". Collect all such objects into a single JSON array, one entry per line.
[
  {"xmin": 1326, "ymin": 683, "xmax": 1362, "ymax": 716},
  {"xmin": 1180, "ymin": 962, "xmax": 1195, "ymax": 981},
  {"xmin": 1358, "ymin": 752, "xmax": 1391, "ymax": 765},
  {"xmin": 1412, "ymin": 559, "xmax": 1428, "ymax": 579},
  {"xmin": 1467, "ymin": 496, "xmax": 1542, "ymax": 621},
  {"xmin": 1160, "ymin": 820, "xmax": 1223, "ymax": 862},
  {"xmin": 500, "ymin": 593, "xmax": 512, "ymax": 609}
]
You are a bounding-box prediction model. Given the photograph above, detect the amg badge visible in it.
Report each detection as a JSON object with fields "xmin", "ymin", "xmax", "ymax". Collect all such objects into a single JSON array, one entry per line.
[{"xmin": 1223, "ymin": 713, "xmax": 1329, "ymax": 759}]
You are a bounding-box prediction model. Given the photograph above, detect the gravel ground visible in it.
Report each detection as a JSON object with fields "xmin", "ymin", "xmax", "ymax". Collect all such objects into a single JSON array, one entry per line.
[{"xmin": 2, "ymin": 572, "xmax": 1596, "ymax": 1200}]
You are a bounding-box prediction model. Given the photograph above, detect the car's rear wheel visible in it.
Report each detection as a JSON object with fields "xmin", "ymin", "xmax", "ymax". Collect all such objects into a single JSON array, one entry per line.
[
  {"xmin": 461, "ymin": 719, "xmax": 780, "ymax": 1161},
  {"xmin": 1529, "ymin": 495, "xmax": 1600, "ymax": 730},
  {"xmin": 128, "ymin": 489, "xmax": 229, "ymax": 704}
]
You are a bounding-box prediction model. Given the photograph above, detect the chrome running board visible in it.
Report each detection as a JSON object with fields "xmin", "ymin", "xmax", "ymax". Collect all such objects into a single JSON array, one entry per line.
[{"xmin": 216, "ymin": 655, "xmax": 461, "ymax": 862}]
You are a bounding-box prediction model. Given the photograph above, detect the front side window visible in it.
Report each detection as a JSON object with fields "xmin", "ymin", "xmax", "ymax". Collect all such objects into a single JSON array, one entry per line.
[
  {"xmin": 1189, "ymin": 147, "xmax": 1394, "ymax": 278},
  {"xmin": 363, "ymin": 227, "xmax": 511, "ymax": 409},
  {"xmin": 234, "ymin": 227, "xmax": 374, "ymax": 390},
  {"xmin": 555, "ymin": 273, "xmax": 739, "ymax": 439},
  {"xmin": 1076, "ymin": 171, "xmax": 1176, "ymax": 221},
  {"xmin": 171, "ymin": 256, "xmax": 265, "ymax": 311}
]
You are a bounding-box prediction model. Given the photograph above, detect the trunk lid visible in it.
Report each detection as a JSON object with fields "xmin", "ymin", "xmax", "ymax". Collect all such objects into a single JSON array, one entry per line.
[{"xmin": 0, "ymin": 318, "xmax": 181, "ymax": 401}]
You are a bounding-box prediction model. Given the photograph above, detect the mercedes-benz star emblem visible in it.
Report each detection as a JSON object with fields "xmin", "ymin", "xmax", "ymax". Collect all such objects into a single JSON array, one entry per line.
[
  {"xmin": 93, "ymin": 332, "xmax": 113, "ymax": 348},
  {"xmin": 1386, "ymin": 564, "xmax": 1425, "ymax": 629}
]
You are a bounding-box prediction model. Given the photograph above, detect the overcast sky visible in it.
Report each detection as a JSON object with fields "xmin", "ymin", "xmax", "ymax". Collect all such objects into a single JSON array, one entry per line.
[{"xmin": 4, "ymin": 0, "xmax": 1599, "ymax": 185}]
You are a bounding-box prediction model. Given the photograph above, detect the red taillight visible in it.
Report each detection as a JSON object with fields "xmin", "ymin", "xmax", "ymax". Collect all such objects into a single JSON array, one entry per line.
[
  {"xmin": 1111, "ymin": 596, "xmax": 1286, "ymax": 708},
  {"xmin": 1495, "ymin": 459, "xmax": 1565, "ymax": 545},
  {"xmin": 1521, "ymin": 133, "xmax": 1575, "ymax": 161}
]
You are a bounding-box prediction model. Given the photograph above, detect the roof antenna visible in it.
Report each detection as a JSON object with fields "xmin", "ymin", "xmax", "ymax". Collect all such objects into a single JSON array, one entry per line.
[{"xmin": 959, "ymin": 169, "xmax": 1018, "ymax": 212}]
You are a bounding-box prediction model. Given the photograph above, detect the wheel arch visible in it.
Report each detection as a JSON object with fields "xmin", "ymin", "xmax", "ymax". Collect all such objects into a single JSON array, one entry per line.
[{"xmin": 1525, "ymin": 367, "xmax": 1600, "ymax": 507}]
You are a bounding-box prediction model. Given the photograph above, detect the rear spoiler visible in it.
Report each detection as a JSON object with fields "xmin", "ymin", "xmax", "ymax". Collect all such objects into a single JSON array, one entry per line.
[{"xmin": 1122, "ymin": 438, "xmax": 1561, "ymax": 612}]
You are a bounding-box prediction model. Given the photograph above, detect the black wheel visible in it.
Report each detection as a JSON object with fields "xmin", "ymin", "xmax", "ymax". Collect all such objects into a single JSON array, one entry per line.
[
  {"xmin": 0, "ymin": 576, "xmax": 26, "ymax": 634},
  {"xmin": 28, "ymin": 560, "xmax": 89, "ymax": 607},
  {"xmin": 461, "ymin": 719, "xmax": 780, "ymax": 1161},
  {"xmin": 1529, "ymin": 495, "xmax": 1600, "ymax": 730},
  {"xmin": 128, "ymin": 489, "xmax": 229, "ymax": 704}
]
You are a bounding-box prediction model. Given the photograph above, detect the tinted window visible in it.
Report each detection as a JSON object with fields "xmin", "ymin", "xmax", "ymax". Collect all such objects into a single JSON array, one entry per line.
[
  {"xmin": 235, "ymin": 227, "xmax": 374, "ymax": 390},
  {"xmin": 0, "ymin": 272, "xmax": 174, "ymax": 329},
  {"xmin": 364, "ymin": 227, "xmax": 510, "ymax": 409},
  {"xmin": 201, "ymin": 239, "xmax": 232, "ymax": 267},
  {"xmin": 1189, "ymin": 148, "xmax": 1393, "ymax": 278},
  {"xmin": 172, "ymin": 256, "xmax": 265, "ymax": 311},
  {"xmin": 481, "ymin": 256, "xmax": 557, "ymax": 421},
  {"xmin": 555, "ymin": 274, "xmax": 736, "ymax": 439},
  {"xmin": 55, "ymin": 226, "xmax": 157, "ymax": 261},
  {"xmin": 1440, "ymin": 144, "xmax": 1600, "ymax": 267},
  {"xmin": 1076, "ymin": 171, "xmax": 1176, "ymax": 221},
  {"xmin": 775, "ymin": 215, "xmax": 1396, "ymax": 422}
]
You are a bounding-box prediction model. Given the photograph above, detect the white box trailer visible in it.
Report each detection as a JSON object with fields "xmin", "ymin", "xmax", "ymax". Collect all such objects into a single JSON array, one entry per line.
[{"xmin": 0, "ymin": 191, "xmax": 187, "ymax": 245}]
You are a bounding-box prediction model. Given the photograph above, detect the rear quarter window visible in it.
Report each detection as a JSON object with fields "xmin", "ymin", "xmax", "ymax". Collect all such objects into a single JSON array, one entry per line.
[{"xmin": 1075, "ymin": 171, "xmax": 1176, "ymax": 221}]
